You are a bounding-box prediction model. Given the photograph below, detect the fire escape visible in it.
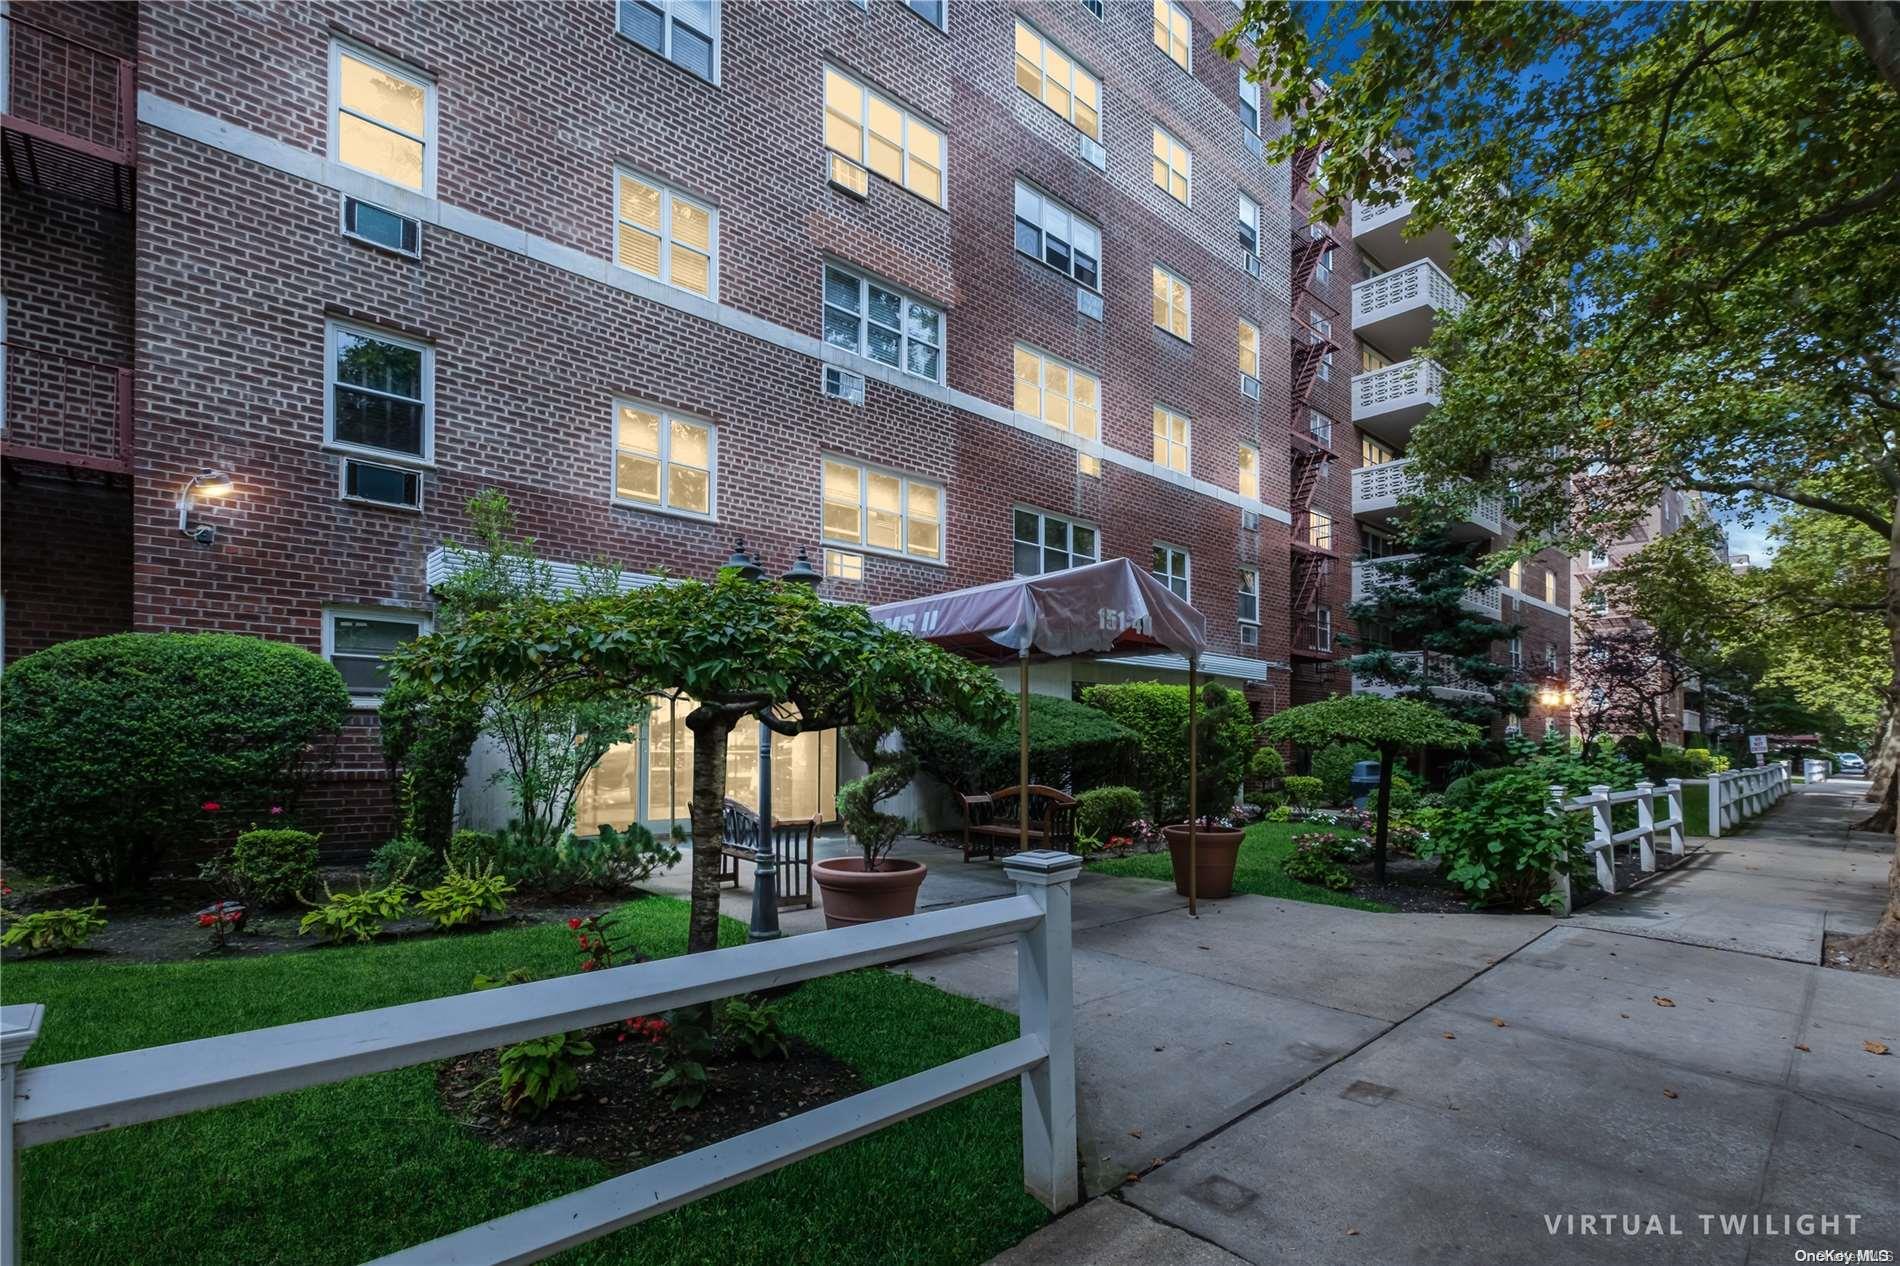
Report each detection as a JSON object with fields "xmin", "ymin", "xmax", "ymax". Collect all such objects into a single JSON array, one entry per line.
[
  {"xmin": 1286, "ymin": 144, "xmax": 1338, "ymax": 661},
  {"xmin": 1, "ymin": 11, "xmax": 137, "ymax": 481}
]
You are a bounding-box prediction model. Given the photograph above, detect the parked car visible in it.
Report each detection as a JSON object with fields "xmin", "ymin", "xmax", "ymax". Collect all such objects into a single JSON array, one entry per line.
[{"xmin": 1836, "ymin": 752, "xmax": 1867, "ymax": 775}]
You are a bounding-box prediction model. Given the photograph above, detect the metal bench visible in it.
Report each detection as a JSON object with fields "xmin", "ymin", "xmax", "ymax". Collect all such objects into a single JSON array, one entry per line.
[
  {"xmin": 717, "ymin": 797, "xmax": 817, "ymax": 908},
  {"xmin": 957, "ymin": 784, "xmax": 1079, "ymax": 862}
]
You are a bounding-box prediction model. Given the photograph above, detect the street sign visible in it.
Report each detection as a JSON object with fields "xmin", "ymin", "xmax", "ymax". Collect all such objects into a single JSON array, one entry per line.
[{"xmin": 1748, "ymin": 735, "xmax": 1768, "ymax": 754}]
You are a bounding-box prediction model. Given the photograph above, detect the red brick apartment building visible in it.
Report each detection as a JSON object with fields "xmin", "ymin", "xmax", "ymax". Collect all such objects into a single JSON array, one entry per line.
[{"xmin": 1, "ymin": 0, "xmax": 1572, "ymax": 844}]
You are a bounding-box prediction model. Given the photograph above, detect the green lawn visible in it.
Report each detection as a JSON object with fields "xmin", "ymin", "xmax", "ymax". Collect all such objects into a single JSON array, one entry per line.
[
  {"xmin": 1086, "ymin": 821, "xmax": 1395, "ymax": 912},
  {"xmin": 4, "ymin": 897, "xmax": 1045, "ymax": 1265}
]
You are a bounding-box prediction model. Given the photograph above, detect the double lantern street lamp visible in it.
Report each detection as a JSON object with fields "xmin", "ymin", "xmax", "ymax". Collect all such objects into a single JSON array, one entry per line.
[{"xmin": 721, "ymin": 539, "xmax": 821, "ymax": 943}]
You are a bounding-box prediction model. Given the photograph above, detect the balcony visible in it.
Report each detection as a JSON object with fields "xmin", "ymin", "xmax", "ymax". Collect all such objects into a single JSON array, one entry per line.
[
  {"xmin": 1351, "ymin": 555, "xmax": 1502, "ymax": 621},
  {"xmin": 1351, "ymin": 357, "xmax": 1442, "ymax": 448},
  {"xmin": 1, "ymin": 12, "xmax": 137, "ymax": 208},
  {"xmin": 1351, "ymin": 193, "xmax": 1456, "ymax": 273},
  {"xmin": 1681, "ymin": 709, "xmax": 1702, "ymax": 734},
  {"xmin": 1, "ymin": 342, "xmax": 133, "ymax": 475},
  {"xmin": 1351, "ymin": 651, "xmax": 1493, "ymax": 701},
  {"xmin": 1351, "ymin": 458, "xmax": 1502, "ymax": 540},
  {"xmin": 1352, "ymin": 258, "xmax": 1465, "ymax": 361}
]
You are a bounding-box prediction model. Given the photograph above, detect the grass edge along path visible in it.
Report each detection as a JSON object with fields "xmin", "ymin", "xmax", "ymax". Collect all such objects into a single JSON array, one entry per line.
[
  {"xmin": 5, "ymin": 895, "xmax": 1045, "ymax": 1265},
  {"xmin": 1085, "ymin": 820, "xmax": 1395, "ymax": 912}
]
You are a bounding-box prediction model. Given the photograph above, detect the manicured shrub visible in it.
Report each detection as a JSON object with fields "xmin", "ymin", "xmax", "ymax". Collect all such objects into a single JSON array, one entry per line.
[
  {"xmin": 0, "ymin": 903, "xmax": 108, "ymax": 953},
  {"xmin": 901, "ymin": 694, "xmax": 1138, "ymax": 794},
  {"xmin": 369, "ymin": 836, "xmax": 440, "ymax": 888},
  {"xmin": 224, "ymin": 829, "xmax": 320, "ymax": 908},
  {"xmin": 495, "ymin": 821, "xmax": 677, "ymax": 892},
  {"xmin": 0, "ymin": 633, "xmax": 349, "ymax": 890},
  {"xmin": 1245, "ymin": 746, "xmax": 1286, "ymax": 804},
  {"xmin": 1076, "ymin": 786, "xmax": 1144, "ymax": 841},
  {"xmin": 446, "ymin": 829, "xmax": 503, "ymax": 874},
  {"xmin": 1079, "ymin": 682, "xmax": 1256, "ymax": 821},
  {"xmin": 1283, "ymin": 836, "xmax": 1355, "ymax": 891},
  {"xmin": 1434, "ymin": 770, "xmax": 1592, "ymax": 911},
  {"xmin": 1309, "ymin": 742, "xmax": 1377, "ymax": 805},
  {"xmin": 1282, "ymin": 775, "xmax": 1324, "ymax": 812},
  {"xmin": 379, "ymin": 675, "xmax": 482, "ymax": 852}
]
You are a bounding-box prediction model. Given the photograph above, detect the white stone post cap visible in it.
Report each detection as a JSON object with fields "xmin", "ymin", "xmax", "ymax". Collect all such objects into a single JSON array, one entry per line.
[
  {"xmin": 1, "ymin": 1003, "xmax": 44, "ymax": 1066},
  {"xmin": 1003, "ymin": 851, "xmax": 1084, "ymax": 883}
]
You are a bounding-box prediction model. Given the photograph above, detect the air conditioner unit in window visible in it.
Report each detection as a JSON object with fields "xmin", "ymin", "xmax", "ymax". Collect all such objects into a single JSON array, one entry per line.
[
  {"xmin": 342, "ymin": 197, "xmax": 421, "ymax": 258},
  {"xmin": 1239, "ymin": 623, "xmax": 1259, "ymax": 647},
  {"xmin": 1241, "ymin": 509, "xmax": 1259, "ymax": 531},
  {"xmin": 822, "ymin": 365, "xmax": 866, "ymax": 405},
  {"xmin": 1244, "ymin": 250, "xmax": 1260, "ymax": 278},
  {"xmin": 828, "ymin": 154, "xmax": 870, "ymax": 199},
  {"xmin": 1240, "ymin": 373, "xmax": 1260, "ymax": 400},
  {"xmin": 1076, "ymin": 135, "xmax": 1107, "ymax": 171},
  {"xmin": 1076, "ymin": 288, "xmax": 1104, "ymax": 321},
  {"xmin": 341, "ymin": 458, "xmax": 422, "ymax": 510}
]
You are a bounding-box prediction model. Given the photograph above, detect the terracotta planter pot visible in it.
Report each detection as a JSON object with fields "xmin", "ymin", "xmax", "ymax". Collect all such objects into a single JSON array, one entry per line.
[
  {"xmin": 813, "ymin": 857, "xmax": 928, "ymax": 930},
  {"xmin": 1162, "ymin": 825, "xmax": 1245, "ymax": 900}
]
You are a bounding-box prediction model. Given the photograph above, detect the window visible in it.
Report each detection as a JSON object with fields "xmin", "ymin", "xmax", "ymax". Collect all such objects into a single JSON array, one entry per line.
[
  {"xmin": 1014, "ymin": 346, "xmax": 1100, "ymax": 440},
  {"xmin": 325, "ymin": 609, "xmax": 427, "ymax": 703},
  {"xmin": 1543, "ymin": 569, "xmax": 1557, "ymax": 604},
  {"xmin": 326, "ymin": 322, "xmax": 431, "ymax": 463},
  {"xmin": 1315, "ymin": 606, "xmax": 1333, "ymax": 651},
  {"xmin": 1508, "ymin": 559, "xmax": 1523, "ymax": 590},
  {"xmin": 1079, "ymin": 452, "xmax": 1101, "ymax": 477},
  {"xmin": 1316, "ymin": 244, "xmax": 1336, "ymax": 282},
  {"xmin": 1545, "ymin": 644, "xmax": 1558, "ymax": 671},
  {"xmin": 1152, "ymin": 405, "xmax": 1190, "ymax": 474},
  {"xmin": 1509, "ymin": 636, "xmax": 1523, "ymax": 670},
  {"xmin": 614, "ymin": 170, "xmax": 716, "ymax": 298},
  {"xmin": 1238, "ymin": 441, "xmax": 1259, "ymax": 500},
  {"xmin": 1152, "ymin": 265, "xmax": 1191, "ymax": 340},
  {"xmin": 1588, "ymin": 547, "xmax": 1611, "ymax": 569},
  {"xmin": 1014, "ymin": 183, "xmax": 1101, "ymax": 289},
  {"xmin": 1362, "ymin": 342, "xmax": 1394, "ymax": 373},
  {"xmin": 905, "ymin": 0, "xmax": 946, "ymax": 28},
  {"xmin": 1152, "ymin": 125, "xmax": 1192, "ymax": 204},
  {"xmin": 1153, "ymin": 544, "xmax": 1189, "ymax": 599},
  {"xmin": 1306, "ymin": 510, "xmax": 1333, "ymax": 551},
  {"xmin": 1153, "ymin": 0, "xmax": 1191, "ymax": 69},
  {"xmin": 1014, "ymin": 508, "xmax": 1099, "ymax": 576},
  {"xmin": 1360, "ymin": 434, "xmax": 1395, "ymax": 467},
  {"xmin": 823, "ymin": 265, "xmax": 943, "ymax": 381},
  {"xmin": 617, "ymin": 0, "xmax": 718, "ymax": 82},
  {"xmin": 1308, "ymin": 409, "xmax": 1334, "ymax": 449},
  {"xmin": 1310, "ymin": 310, "xmax": 1334, "ymax": 381},
  {"xmin": 1239, "ymin": 320, "xmax": 1259, "ymax": 379},
  {"xmin": 1362, "ymin": 526, "xmax": 1401, "ymax": 559},
  {"xmin": 1082, "ymin": 0, "xmax": 1105, "ymax": 15},
  {"xmin": 1014, "ymin": 22, "xmax": 1101, "ymax": 140},
  {"xmin": 822, "ymin": 458, "xmax": 943, "ymax": 561},
  {"xmin": 1238, "ymin": 193, "xmax": 1259, "ymax": 255},
  {"xmin": 614, "ymin": 402, "xmax": 715, "ymax": 517},
  {"xmin": 824, "ymin": 548, "xmax": 864, "ymax": 581},
  {"xmin": 1238, "ymin": 70, "xmax": 1260, "ymax": 135},
  {"xmin": 329, "ymin": 43, "xmax": 433, "ymax": 193},
  {"xmin": 1237, "ymin": 568, "xmax": 1259, "ymax": 624},
  {"xmin": 824, "ymin": 66, "xmax": 945, "ymax": 205}
]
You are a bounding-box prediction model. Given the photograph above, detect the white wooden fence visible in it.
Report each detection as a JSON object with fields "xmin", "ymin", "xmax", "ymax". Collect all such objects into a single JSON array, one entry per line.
[
  {"xmin": 1544, "ymin": 764, "xmax": 1791, "ymax": 915},
  {"xmin": 0, "ymin": 851, "xmax": 1085, "ymax": 1266},
  {"xmin": 1801, "ymin": 758, "xmax": 1829, "ymax": 784}
]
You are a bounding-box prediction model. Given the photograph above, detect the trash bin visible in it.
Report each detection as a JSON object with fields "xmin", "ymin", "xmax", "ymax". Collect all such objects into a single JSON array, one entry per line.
[{"xmin": 1349, "ymin": 760, "xmax": 1382, "ymax": 810}]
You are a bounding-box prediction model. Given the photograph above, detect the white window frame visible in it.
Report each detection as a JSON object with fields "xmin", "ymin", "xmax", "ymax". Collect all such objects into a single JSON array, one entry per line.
[
  {"xmin": 1153, "ymin": 0, "xmax": 1192, "ymax": 70},
  {"xmin": 821, "ymin": 456, "xmax": 946, "ymax": 565},
  {"xmin": 1315, "ymin": 605, "xmax": 1333, "ymax": 652},
  {"xmin": 1014, "ymin": 182, "xmax": 1102, "ymax": 291},
  {"xmin": 904, "ymin": 0, "xmax": 947, "ymax": 31},
  {"xmin": 1588, "ymin": 547, "xmax": 1611, "ymax": 569},
  {"xmin": 1306, "ymin": 510, "xmax": 1334, "ymax": 551},
  {"xmin": 1153, "ymin": 263, "xmax": 1193, "ymax": 342},
  {"xmin": 1013, "ymin": 20, "xmax": 1102, "ymax": 142},
  {"xmin": 1544, "ymin": 570, "xmax": 1557, "ymax": 604},
  {"xmin": 612, "ymin": 167, "xmax": 719, "ymax": 298},
  {"xmin": 1013, "ymin": 506, "xmax": 1100, "ymax": 578},
  {"xmin": 823, "ymin": 264, "xmax": 944, "ymax": 384},
  {"xmin": 1310, "ymin": 309, "xmax": 1335, "ymax": 382},
  {"xmin": 323, "ymin": 320, "xmax": 435, "ymax": 467},
  {"xmin": 823, "ymin": 64, "xmax": 947, "ymax": 207},
  {"xmin": 1239, "ymin": 319, "xmax": 1260, "ymax": 382},
  {"xmin": 1509, "ymin": 636, "xmax": 1523, "ymax": 671},
  {"xmin": 1545, "ymin": 644, "xmax": 1558, "ymax": 672},
  {"xmin": 338, "ymin": 456, "xmax": 425, "ymax": 513},
  {"xmin": 1238, "ymin": 441, "xmax": 1259, "ymax": 500},
  {"xmin": 611, "ymin": 400, "xmax": 718, "ymax": 521},
  {"xmin": 322, "ymin": 607, "xmax": 431, "ymax": 708},
  {"xmin": 1237, "ymin": 568, "xmax": 1260, "ymax": 625},
  {"xmin": 1014, "ymin": 344, "xmax": 1101, "ymax": 441},
  {"xmin": 824, "ymin": 548, "xmax": 865, "ymax": 581},
  {"xmin": 1152, "ymin": 404, "xmax": 1191, "ymax": 475},
  {"xmin": 327, "ymin": 40, "xmax": 436, "ymax": 196},
  {"xmin": 615, "ymin": 0, "xmax": 723, "ymax": 85},
  {"xmin": 1238, "ymin": 192, "xmax": 1259, "ymax": 255},
  {"xmin": 1153, "ymin": 543, "xmax": 1190, "ymax": 600},
  {"xmin": 1152, "ymin": 124, "xmax": 1192, "ymax": 205},
  {"xmin": 1238, "ymin": 69, "xmax": 1260, "ymax": 136}
]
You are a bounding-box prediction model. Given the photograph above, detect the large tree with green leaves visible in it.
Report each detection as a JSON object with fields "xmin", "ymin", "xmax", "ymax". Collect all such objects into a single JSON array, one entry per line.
[
  {"xmin": 394, "ymin": 576, "xmax": 1010, "ymax": 954},
  {"xmin": 1228, "ymin": 0, "xmax": 1900, "ymax": 961}
]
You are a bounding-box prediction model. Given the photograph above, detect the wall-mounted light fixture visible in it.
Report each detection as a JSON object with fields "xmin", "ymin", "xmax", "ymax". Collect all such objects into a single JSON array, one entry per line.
[
  {"xmin": 1538, "ymin": 685, "xmax": 1576, "ymax": 708},
  {"xmin": 177, "ymin": 469, "xmax": 234, "ymax": 544}
]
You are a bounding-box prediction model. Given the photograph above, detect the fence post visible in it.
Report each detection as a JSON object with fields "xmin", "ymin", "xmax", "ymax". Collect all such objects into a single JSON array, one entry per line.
[
  {"xmin": 1588, "ymin": 784, "xmax": 1616, "ymax": 893},
  {"xmin": 1708, "ymin": 773, "xmax": 1724, "ymax": 839},
  {"xmin": 1547, "ymin": 785, "xmax": 1573, "ymax": 917},
  {"xmin": 1, "ymin": 1004, "xmax": 45, "ymax": 1266},
  {"xmin": 1665, "ymin": 778, "xmax": 1684, "ymax": 856},
  {"xmin": 1003, "ymin": 849, "xmax": 1081, "ymax": 1214},
  {"xmin": 1634, "ymin": 781, "xmax": 1656, "ymax": 872}
]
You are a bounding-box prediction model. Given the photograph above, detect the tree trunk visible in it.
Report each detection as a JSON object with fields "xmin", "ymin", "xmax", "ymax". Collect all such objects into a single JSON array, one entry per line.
[
  {"xmin": 685, "ymin": 711, "xmax": 732, "ymax": 955},
  {"xmin": 1860, "ymin": 705, "xmax": 1895, "ymax": 806},
  {"xmin": 1841, "ymin": 498, "xmax": 1900, "ymax": 966},
  {"xmin": 1834, "ymin": 0, "xmax": 1900, "ymax": 93},
  {"xmin": 1373, "ymin": 747, "xmax": 1393, "ymax": 885}
]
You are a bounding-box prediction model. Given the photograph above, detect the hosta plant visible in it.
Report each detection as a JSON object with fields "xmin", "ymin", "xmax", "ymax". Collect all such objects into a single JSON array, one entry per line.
[
  {"xmin": 496, "ymin": 1031, "xmax": 594, "ymax": 1117},
  {"xmin": 415, "ymin": 856, "xmax": 515, "ymax": 930},
  {"xmin": 298, "ymin": 864, "xmax": 415, "ymax": 944},
  {"xmin": 0, "ymin": 902, "xmax": 107, "ymax": 953},
  {"xmin": 722, "ymin": 995, "xmax": 789, "ymax": 1061}
]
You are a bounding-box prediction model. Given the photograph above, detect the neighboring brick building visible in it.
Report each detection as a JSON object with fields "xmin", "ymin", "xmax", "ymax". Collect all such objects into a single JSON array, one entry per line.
[{"xmin": 2, "ymin": 0, "xmax": 1571, "ymax": 845}]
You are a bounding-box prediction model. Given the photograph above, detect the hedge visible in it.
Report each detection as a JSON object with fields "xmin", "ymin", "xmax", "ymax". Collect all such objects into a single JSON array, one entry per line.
[
  {"xmin": 901, "ymin": 694, "xmax": 1138, "ymax": 794},
  {"xmin": 1078, "ymin": 681, "xmax": 1255, "ymax": 821}
]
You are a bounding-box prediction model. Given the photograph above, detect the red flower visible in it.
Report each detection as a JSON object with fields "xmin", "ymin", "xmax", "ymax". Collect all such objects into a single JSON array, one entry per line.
[
  {"xmin": 201, "ymin": 801, "xmax": 221, "ymax": 812},
  {"xmin": 580, "ymin": 959, "xmax": 597, "ymax": 972},
  {"xmin": 269, "ymin": 805, "xmax": 284, "ymax": 816},
  {"xmin": 567, "ymin": 917, "xmax": 582, "ymax": 930},
  {"xmin": 617, "ymin": 1033, "xmax": 627, "ymax": 1043},
  {"xmin": 198, "ymin": 914, "xmax": 216, "ymax": 927}
]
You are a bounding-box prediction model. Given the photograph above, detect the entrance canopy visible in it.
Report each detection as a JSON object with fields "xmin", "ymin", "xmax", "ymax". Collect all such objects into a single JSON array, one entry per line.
[{"xmin": 868, "ymin": 557, "xmax": 1210, "ymax": 663}]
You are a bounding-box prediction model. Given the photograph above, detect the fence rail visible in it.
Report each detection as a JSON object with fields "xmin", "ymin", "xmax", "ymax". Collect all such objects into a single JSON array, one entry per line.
[{"xmin": 0, "ymin": 851, "xmax": 1085, "ymax": 1264}]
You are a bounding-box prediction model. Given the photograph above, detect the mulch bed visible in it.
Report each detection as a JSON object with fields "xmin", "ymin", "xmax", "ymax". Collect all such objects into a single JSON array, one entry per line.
[
  {"xmin": 1823, "ymin": 930, "xmax": 1900, "ymax": 978},
  {"xmin": 437, "ymin": 1031, "xmax": 866, "ymax": 1171}
]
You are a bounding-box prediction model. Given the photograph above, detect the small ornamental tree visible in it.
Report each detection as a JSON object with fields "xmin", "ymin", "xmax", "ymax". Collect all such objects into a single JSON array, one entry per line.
[
  {"xmin": 1263, "ymin": 695, "xmax": 1481, "ymax": 883},
  {"xmin": 394, "ymin": 573, "xmax": 1010, "ymax": 955}
]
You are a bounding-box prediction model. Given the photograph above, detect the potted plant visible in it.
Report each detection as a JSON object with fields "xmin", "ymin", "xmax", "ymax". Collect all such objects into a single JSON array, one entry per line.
[
  {"xmin": 1162, "ymin": 683, "xmax": 1256, "ymax": 900},
  {"xmin": 815, "ymin": 727, "xmax": 927, "ymax": 928}
]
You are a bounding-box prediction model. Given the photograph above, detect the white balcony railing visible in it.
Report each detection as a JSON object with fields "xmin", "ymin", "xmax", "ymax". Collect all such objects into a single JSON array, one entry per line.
[
  {"xmin": 1351, "ymin": 651, "xmax": 1494, "ymax": 700},
  {"xmin": 1350, "ymin": 358, "xmax": 1444, "ymax": 445},
  {"xmin": 1681, "ymin": 709, "xmax": 1702, "ymax": 733},
  {"xmin": 1352, "ymin": 258, "xmax": 1466, "ymax": 360},
  {"xmin": 1350, "ymin": 458, "xmax": 1503, "ymax": 537},
  {"xmin": 1350, "ymin": 191, "xmax": 1457, "ymax": 273},
  {"xmin": 1351, "ymin": 555, "xmax": 1502, "ymax": 620}
]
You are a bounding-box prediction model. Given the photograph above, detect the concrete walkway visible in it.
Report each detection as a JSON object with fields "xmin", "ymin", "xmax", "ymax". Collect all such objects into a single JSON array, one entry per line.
[{"xmin": 983, "ymin": 781, "xmax": 1899, "ymax": 1265}]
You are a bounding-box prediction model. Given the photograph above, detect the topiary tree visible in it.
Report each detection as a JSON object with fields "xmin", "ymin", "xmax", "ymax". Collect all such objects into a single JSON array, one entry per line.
[
  {"xmin": 1264, "ymin": 695, "xmax": 1481, "ymax": 883},
  {"xmin": 835, "ymin": 727, "xmax": 918, "ymax": 870},
  {"xmin": 0, "ymin": 633, "xmax": 349, "ymax": 890},
  {"xmin": 1188, "ymin": 683, "xmax": 1257, "ymax": 823},
  {"xmin": 1310, "ymin": 741, "xmax": 1377, "ymax": 805},
  {"xmin": 395, "ymin": 573, "xmax": 1009, "ymax": 955}
]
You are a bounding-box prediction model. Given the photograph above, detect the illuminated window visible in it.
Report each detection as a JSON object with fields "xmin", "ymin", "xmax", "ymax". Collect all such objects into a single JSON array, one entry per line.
[
  {"xmin": 1014, "ymin": 508, "xmax": 1099, "ymax": 577},
  {"xmin": 1238, "ymin": 69, "xmax": 1259, "ymax": 135},
  {"xmin": 1237, "ymin": 569, "xmax": 1259, "ymax": 624},
  {"xmin": 1014, "ymin": 345, "xmax": 1100, "ymax": 440},
  {"xmin": 1362, "ymin": 342, "xmax": 1394, "ymax": 373},
  {"xmin": 1152, "ymin": 265, "xmax": 1192, "ymax": 340},
  {"xmin": 1014, "ymin": 183, "xmax": 1101, "ymax": 290},
  {"xmin": 1544, "ymin": 569, "xmax": 1557, "ymax": 604},
  {"xmin": 1152, "ymin": 405, "xmax": 1190, "ymax": 474},
  {"xmin": 1153, "ymin": 544, "xmax": 1190, "ymax": 598},
  {"xmin": 1238, "ymin": 442, "xmax": 1259, "ymax": 500},
  {"xmin": 1152, "ymin": 125, "xmax": 1192, "ymax": 204},
  {"xmin": 1239, "ymin": 320, "xmax": 1259, "ymax": 378},
  {"xmin": 823, "ymin": 265, "xmax": 943, "ymax": 382},
  {"xmin": 1361, "ymin": 434, "xmax": 1396, "ymax": 466},
  {"xmin": 613, "ymin": 403, "xmax": 714, "ymax": 517},
  {"xmin": 822, "ymin": 457, "xmax": 943, "ymax": 561},
  {"xmin": 1079, "ymin": 452, "xmax": 1101, "ymax": 477},
  {"xmin": 824, "ymin": 66, "xmax": 945, "ymax": 205},
  {"xmin": 613, "ymin": 170, "xmax": 716, "ymax": 298},
  {"xmin": 1152, "ymin": 0, "xmax": 1191, "ymax": 69},
  {"xmin": 330, "ymin": 44, "xmax": 432, "ymax": 193},
  {"xmin": 1014, "ymin": 21, "xmax": 1101, "ymax": 140},
  {"xmin": 616, "ymin": 0, "xmax": 719, "ymax": 82},
  {"xmin": 1306, "ymin": 511, "xmax": 1333, "ymax": 551},
  {"xmin": 1508, "ymin": 560, "xmax": 1523, "ymax": 590},
  {"xmin": 824, "ymin": 549, "xmax": 864, "ymax": 581}
]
